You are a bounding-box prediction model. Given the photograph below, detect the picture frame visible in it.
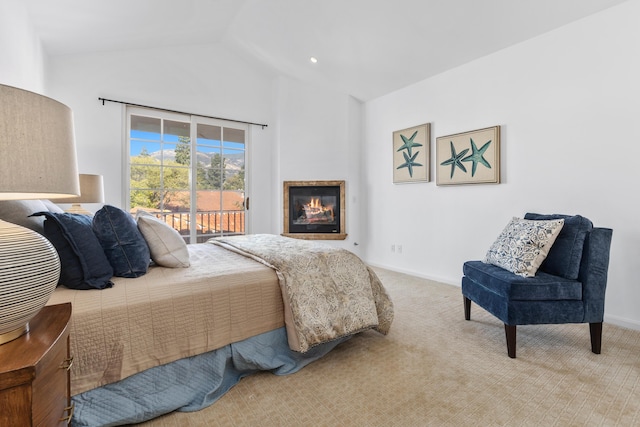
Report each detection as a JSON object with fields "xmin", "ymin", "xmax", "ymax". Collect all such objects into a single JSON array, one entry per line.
[
  {"xmin": 436, "ymin": 125, "xmax": 500, "ymax": 185},
  {"xmin": 393, "ymin": 123, "xmax": 430, "ymax": 183}
]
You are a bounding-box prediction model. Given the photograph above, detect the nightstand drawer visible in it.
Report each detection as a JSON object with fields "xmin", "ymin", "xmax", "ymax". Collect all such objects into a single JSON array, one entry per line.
[
  {"xmin": 33, "ymin": 328, "xmax": 71, "ymax": 426},
  {"xmin": 0, "ymin": 303, "xmax": 72, "ymax": 427}
]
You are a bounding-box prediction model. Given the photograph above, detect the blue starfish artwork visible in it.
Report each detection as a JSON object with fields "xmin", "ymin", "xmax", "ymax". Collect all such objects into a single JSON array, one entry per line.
[
  {"xmin": 440, "ymin": 141, "xmax": 469, "ymax": 178},
  {"xmin": 461, "ymin": 138, "xmax": 492, "ymax": 177},
  {"xmin": 396, "ymin": 130, "xmax": 423, "ymax": 158},
  {"xmin": 396, "ymin": 150, "xmax": 423, "ymax": 177}
]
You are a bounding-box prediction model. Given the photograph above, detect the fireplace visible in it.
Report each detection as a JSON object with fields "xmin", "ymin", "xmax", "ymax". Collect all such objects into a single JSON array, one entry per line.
[{"xmin": 283, "ymin": 180, "xmax": 346, "ymax": 240}]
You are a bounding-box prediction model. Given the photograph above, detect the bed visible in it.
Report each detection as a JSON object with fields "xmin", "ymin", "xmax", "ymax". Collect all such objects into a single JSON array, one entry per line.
[
  {"xmin": 0, "ymin": 201, "xmax": 393, "ymax": 427},
  {"xmin": 0, "ymin": 201, "xmax": 394, "ymax": 426}
]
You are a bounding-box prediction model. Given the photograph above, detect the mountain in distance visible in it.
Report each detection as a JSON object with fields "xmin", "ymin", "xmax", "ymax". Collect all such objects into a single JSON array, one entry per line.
[{"xmin": 149, "ymin": 150, "xmax": 244, "ymax": 173}]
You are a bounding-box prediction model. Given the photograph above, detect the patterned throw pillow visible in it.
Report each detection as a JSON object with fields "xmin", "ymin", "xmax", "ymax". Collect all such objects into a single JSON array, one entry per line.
[{"xmin": 484, "ymin": 217, "xmax": 565, "ymax": 277}]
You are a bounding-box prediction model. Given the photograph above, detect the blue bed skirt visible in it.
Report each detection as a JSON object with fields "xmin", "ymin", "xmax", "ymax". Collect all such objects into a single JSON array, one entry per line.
[{"xmin": 71, "ymin": 327, "xmax": 349, "ymax": 426}]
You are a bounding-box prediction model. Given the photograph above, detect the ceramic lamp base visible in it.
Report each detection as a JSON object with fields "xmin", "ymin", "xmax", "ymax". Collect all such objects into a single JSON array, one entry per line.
[{"xmin": 0, "ymin": 220, "xmax": 60, "ymax": 345}]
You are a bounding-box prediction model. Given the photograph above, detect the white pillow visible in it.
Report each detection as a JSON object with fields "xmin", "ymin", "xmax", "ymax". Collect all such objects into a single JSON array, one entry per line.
[
  {"xmin": 483, "ymin": 217, "xmax": 564, "ymax": 277},
  {"xmin": 136, "ymin": 211, "xmax": 190, "ymax": 268}
]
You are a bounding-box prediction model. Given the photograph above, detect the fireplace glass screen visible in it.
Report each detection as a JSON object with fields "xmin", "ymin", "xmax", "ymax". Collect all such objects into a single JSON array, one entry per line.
[{"xmin": 288, "ymin": 185, "xmax": 341, "ymax": 234}]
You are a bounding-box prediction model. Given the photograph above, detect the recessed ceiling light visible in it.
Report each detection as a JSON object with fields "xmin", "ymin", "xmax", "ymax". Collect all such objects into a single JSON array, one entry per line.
[{"xmin": 310, "ymin": 56, "xmax": 318, "ymax": 64}]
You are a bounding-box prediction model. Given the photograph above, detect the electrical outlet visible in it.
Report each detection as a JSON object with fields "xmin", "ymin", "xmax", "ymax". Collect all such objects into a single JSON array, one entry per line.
[
  {"xmin": 391, "ymin": 244, "xmax": 395, "ymax": 253},
  {"xmin": 397, "ymin": 245, "xmax": 403, "ymax": 254}
]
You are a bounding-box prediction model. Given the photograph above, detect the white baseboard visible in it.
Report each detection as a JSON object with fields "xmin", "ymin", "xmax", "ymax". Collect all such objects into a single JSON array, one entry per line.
[
  {"xmin": 604, "ymin": 314, "xmax": 640, "ymax": 331},
  {"xmin": 367, "ymin": 262, "xmax": 458, "ymax": 287},
  {"xmin": 368, "ymin": 262, "xmax": 640, "ymax": 332}
]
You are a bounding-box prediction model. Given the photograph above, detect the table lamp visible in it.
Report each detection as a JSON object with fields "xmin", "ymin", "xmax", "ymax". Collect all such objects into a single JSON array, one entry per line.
[
  {"xmin": 0, "ymin": 84, "xmax": 80, "ymax": 345},
  {"xmin": 55, "ymin": 174, "xmax": 105, "ymax": 215}
]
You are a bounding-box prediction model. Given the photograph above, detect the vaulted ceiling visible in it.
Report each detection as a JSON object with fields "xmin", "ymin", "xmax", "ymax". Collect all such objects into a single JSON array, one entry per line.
[{"xmin": 25, "ymin": 0, "xmax": 628, "ymax": 101}]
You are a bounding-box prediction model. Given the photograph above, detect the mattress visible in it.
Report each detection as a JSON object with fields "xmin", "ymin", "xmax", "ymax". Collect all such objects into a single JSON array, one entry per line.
[{"xmin": 47, "ymin": 243, "xmax": 282, "ymax": 395}]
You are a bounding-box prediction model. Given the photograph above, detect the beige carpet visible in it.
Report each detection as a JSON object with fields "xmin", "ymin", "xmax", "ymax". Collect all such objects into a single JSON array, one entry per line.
[{"xmin": 139, "ymin": 267, "xmax": 640, "ymax": 427}]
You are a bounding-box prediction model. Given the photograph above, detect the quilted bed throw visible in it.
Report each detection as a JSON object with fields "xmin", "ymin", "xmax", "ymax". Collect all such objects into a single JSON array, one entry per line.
[{"xmin": 211, "ymin": 234, "xmax": 394, "ymax": 353}]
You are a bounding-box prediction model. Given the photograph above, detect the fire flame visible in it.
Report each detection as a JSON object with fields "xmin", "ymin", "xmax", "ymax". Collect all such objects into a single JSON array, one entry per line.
[
  {"xmin": 309, "ymin": 198, "xmax": 321, "ymax": 208},
  {"xmin": 303, "ymin": 198, "xmax": 334, "ymax": 222}
]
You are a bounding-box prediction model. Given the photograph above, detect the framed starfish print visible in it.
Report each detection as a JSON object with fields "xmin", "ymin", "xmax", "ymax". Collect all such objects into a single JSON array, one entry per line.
[
  {"xmin": 436, "ymin": 125, "xmax": 500, "ymax": 185},
  {"xmin": 393, "ymin": 123, "xmax": 430, "ymax": 183}
]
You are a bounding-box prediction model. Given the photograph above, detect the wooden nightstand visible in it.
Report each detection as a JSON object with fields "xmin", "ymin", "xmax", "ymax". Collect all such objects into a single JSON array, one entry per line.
[{"xmin": 0, "ymin": 303, "xmax": 73, "ymax": 426}]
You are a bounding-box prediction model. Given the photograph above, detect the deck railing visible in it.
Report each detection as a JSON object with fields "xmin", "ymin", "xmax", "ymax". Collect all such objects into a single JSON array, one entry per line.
[{"xmin": 149, "ymin": 210, "xmax": 245, "ymax": 243}]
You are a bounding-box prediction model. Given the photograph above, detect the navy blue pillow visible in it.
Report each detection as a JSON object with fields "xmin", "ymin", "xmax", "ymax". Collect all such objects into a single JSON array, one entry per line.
[
  {"xmin": 92, "ymin": 205, "xmax": 150, "ymax": 278},
  {"xmin": 30, "ymin": 212, "xmax": 114, "ymax": 290},
  {"xmin": 524, "ymin": 213, "xmax": 593, "ymax": 280}
]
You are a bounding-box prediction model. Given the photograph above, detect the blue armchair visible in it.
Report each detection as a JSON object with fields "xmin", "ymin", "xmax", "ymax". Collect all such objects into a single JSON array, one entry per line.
[{"xmin": 462, "ymin": 213, "xmax": 613, "ymax": 358}]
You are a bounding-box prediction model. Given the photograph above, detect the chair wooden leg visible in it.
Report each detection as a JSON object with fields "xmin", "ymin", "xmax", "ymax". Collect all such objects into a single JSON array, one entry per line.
[
  {"xmin": 464, "ymin": 297, "xmax": 471, "ymax": 320},
  {"xmin": 590, "ymin": 322, "xmax": 603, "ymax": 354},
  {"xmin": 505, "ymin": 324, "xmax": 516, "ymax": 358}
]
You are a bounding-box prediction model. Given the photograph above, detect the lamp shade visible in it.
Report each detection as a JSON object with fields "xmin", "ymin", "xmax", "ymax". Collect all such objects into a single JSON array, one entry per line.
[
  {"xmin": 0, "ymin": 84, "xmax": 80, "ymax": 344},
  {"xmin": 0, "ymin": 84, "xmax": 80, "ymax": 199},
  {"xmin": 55, "ymin": 174, "xmax": 105, "ymax": 204}
]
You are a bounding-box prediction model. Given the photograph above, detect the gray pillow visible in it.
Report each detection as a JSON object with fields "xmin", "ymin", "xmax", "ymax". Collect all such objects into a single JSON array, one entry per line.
[
  {"xmin": 0, "ymin": 200, "xmax": 56, "ymax": 233},
  {"xmin": 42, "ymin": 199, "xmax": 65, "ymax": 213}
]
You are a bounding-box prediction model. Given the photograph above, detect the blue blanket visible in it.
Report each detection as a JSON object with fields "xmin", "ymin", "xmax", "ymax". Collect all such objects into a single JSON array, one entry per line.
[{"xmin": 71, "ymin": 327, "xmax": 348, "ymax": 426}]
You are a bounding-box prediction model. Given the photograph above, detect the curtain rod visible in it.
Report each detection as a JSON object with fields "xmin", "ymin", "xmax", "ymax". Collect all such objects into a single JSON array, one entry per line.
[{"xmin": 97, "ymin": 97, "xmax": 268, "ymax": 129}]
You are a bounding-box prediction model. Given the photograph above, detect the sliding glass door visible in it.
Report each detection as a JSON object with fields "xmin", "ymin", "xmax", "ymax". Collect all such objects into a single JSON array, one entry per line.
[{"xmin": 126, "ymin": 107, "xmax": 248, "ymax": 243}]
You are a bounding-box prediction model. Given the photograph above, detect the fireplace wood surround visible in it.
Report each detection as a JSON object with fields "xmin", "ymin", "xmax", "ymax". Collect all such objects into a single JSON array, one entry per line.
[{"xmin": 283, "ymin": 180, "xmax": 346, "ymax": 240}]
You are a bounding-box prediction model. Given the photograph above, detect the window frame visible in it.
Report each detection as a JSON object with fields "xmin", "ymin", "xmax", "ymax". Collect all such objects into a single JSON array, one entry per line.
[{"xmin": 124, "ymin": 106, "xmax": 250, "ymax": 243}]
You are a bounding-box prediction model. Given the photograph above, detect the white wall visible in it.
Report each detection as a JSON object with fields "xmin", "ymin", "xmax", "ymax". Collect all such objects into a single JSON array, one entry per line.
[
  {"xmin": 43, "ymin": 43, "xmax": 361, "ymax": 242},
  {"xmin": 363, "ymin": 0, "xmax": 640, "ymax": 328},
  {"xmin": 0, "ymin": 1, "xmax": 45, "ymax": 92},
  {"xmin": 45, "ymin": 43, "xmax": 278, "ymax": 233},
  {"xmin": 273, "ymin": 77, "xmax": 364, "ymax": 253},
  {"xmin": 9, "ymin": 0, "xmax": 635, "ymax": 327}
]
